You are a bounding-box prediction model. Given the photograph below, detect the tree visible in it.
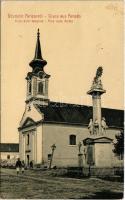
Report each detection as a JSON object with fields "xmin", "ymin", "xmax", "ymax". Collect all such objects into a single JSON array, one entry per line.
[{"xmin": 113, "ymin": 130, "xmax": 124, "ymax": 160}]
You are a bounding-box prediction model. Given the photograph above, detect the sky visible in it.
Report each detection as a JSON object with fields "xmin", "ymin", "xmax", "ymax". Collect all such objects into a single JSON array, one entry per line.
[{"xmin": 1, "ymin": 1, "xmax": 124, "ymax": 143}]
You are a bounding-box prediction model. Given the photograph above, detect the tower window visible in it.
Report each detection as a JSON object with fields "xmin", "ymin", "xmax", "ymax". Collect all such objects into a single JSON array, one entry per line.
[
  {"xmin": 69, "ymin": 135, "xmax": 76, "ymax": 145},
  {"xmin": 27, "ymin": 134, "xmax": 29, "ymax": 145},
  {"xmin": 38, "ymin": 82, "xmax": 43, "ymax": 94},
  {"xmin": 29, "ymin": 81, "xmax": 32, "ymax": 94}
]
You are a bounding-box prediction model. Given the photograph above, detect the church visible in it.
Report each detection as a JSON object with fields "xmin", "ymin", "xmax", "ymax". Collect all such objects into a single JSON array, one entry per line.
[{"xmin": 18, "ymin": 29, "xmax": 123, "ymax": 169}]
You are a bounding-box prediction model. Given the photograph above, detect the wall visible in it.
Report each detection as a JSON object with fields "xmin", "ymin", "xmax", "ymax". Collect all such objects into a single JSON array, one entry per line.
[
  {"xmin": 42, "ymin": 123, "xmax": 86, "ymax": 167},
  {"xmin": 19, "ymin": 120, "xmax": 122, "ymax": 167},
  {"xmin": 19, "ymin": 124, "xmax": 43, "ymax": 165},
  {"xmin": 42, "ymin": 123, "xmax": 121, "ymax": 167},
  {"xmin": 36, "ymin": 125, "xmax": 43, "ymax": 164}
]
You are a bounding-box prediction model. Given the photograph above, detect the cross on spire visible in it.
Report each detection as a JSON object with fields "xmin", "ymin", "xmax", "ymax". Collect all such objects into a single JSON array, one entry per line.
[
  {"xmin": 34, "ymin": 28, "xmax": 42, "ymax": 60},
  {"xmin": 37, "ymin": 28, "xmax": 40, "ymax": 38}
]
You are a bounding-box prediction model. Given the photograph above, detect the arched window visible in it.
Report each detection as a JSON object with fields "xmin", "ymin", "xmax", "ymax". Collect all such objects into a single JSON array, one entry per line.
[
  {"xmin": 29, "ymin": 81, "xmax": 32, "ymax": 94},
  {"xmin": 69, "ymin": 135, "xmax": 76, "ymax": 145},
  {"xmin": 38, "ymin": 82, "xmax": 43, "ymax": 94},
  {"xmin": 27, "ymin": 134, "xmax": 29, "ymax": 145}
]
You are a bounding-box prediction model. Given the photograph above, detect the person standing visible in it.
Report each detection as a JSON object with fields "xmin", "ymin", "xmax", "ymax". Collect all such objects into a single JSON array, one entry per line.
[
  {"xmin": 29, "ymin": 160, "xmax": 33, "ymax": 168},
  {"xmin": 15, "ymin": 158, "xmax": 22, "ymax": 175},
  {"xmin": 21, "ymin": 160, "xmax": 25, "ymax": 174}
]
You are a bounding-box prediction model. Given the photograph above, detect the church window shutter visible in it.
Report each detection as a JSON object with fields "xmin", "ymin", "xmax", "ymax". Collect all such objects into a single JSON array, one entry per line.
[
  {"xmin": 29, "ymin": 81, "xmax": 32, "ymax": 94},
  {"xmin": 38, "ymin": 82, "xmax": 43, "ymax": 94},
  {"xmin": 69, "ymin": 135, "xmax": 76, "ymax": 145}
]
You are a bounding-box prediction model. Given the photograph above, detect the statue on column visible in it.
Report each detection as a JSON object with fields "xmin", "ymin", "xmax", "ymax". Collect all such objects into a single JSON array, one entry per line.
[
  {"xmin": 93, "ymin": 119, "xmax": 99, "ymax": 135},
  {"xmin": 88, "ymin": 119, "xmax": 93, "ymax": 135},
  {"xmin": 91, "ymin": 66, "xmax": 103, "ymax": 90},
  {"xmin": 101, "ymin": 117, "xmax": 108, "ymax": 134},
  {"xmin": 88, "ymin": 118, "xmax": 99, "ymax": 135},
  {"xmin": 78, "ymin": 142, "xmax": 82, "ymax": 154}
]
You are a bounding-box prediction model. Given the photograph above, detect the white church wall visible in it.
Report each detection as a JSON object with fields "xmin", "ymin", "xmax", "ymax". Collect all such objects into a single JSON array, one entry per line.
[
  {"xmin": 19, "ymin": 127, "xmax": 37, "ymax": 165},
  {"xmin": 19, "ymin": 104, "xmax": 42, "ymax": 128},
  {"xmin": 19, "ymin": 122, "xmax": 122, "ymax": 167},
  {"xmin": 42, "ymin": 123, "xmax": 91, "ymax": 167},
  {"xmin": 41, "ymin": 123, "xmax": 122, "ymax": 167}
]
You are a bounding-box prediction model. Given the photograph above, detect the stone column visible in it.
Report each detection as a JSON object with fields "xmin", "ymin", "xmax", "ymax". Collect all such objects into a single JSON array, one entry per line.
[
  {"xmin": 23, "ymin": 135, "xmax": 26, "ymax": 162},
  {"xmin": 19, "ymin": 132, "xmax": 22, "ymax": 159},
  {"xmin": 34, "ymin": 130, "xmax": 37, "ymax": 164},
  {"xmin": 92, "ymin": 92, "xmax": 102, "ymax": 134},
  {"xmin": 32, "ymin": 131, "xmax": 36, "ymax": 162},
  {"xmin": 87, "ymin": 67, "xmax": 106, "ymax": 135},
  {"xmin": 31, "ymin": 131, "xmax": 34, "ymax": 160}
]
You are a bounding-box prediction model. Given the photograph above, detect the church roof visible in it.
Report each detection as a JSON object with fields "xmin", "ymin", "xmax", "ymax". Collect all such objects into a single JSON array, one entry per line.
[
  {"xmin": 36, "ymin": 102, "xmax": 124, "ymax": 128},
  {"xmin": 0, "ymin": 143, "xmax": 19, "ymax": 152}
]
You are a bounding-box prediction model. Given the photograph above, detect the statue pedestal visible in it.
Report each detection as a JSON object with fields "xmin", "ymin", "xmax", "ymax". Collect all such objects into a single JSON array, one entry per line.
[{"xmin": 83, "ymin": 137, "xmax": 113, "ymax": 167}]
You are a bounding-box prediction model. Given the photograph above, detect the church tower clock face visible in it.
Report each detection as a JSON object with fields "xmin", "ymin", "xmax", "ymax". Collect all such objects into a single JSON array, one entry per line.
[{"xmin": 25, "ymin": 29, "xmax": 50, "ymax": 106}]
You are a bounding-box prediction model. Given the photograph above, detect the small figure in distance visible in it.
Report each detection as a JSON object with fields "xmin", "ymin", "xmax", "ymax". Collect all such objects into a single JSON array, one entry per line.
[
  {"xmin": 15, "ymin": 158, "xmax": 22, "ymax": 175},
  {"xmin": 21, "ymin": 160, "xmax": 25, "ymax": 174},
  {"xmin": 30, "ymin": 160, "xmax": 33, "ymax": 169}
]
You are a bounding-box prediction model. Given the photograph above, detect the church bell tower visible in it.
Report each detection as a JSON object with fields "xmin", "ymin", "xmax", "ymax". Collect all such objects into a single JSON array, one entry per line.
[{"xmin": 26, "ymin": 29, "xmax": 50, "ymax": 106}]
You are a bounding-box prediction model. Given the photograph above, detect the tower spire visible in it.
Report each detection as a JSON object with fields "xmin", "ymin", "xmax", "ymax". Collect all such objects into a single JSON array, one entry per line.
[
  {"xmin": 29, "ymin": 29, "xmax": 47, "ymax": 70},
  {"xmin": 34, "ymin": 28, "xmax": 42, "ymax": 60}
]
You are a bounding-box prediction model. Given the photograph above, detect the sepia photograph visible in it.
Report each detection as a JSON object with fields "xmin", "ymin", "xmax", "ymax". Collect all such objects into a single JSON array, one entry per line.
[{"xmin": 0, "ymin": 0, "xmax": 124, "ymax": 199}]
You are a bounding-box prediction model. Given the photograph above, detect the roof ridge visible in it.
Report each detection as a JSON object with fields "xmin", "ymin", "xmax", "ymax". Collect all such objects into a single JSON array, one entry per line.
[{"xmin": 48, "ymin": 101, "xmax": 123, "ymax": 111}]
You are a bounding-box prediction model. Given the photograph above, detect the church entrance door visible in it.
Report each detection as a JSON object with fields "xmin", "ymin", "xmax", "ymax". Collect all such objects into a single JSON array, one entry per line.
[{"xmin": 27, "ymin": 155, "xmax": 30, "ymax": 166}]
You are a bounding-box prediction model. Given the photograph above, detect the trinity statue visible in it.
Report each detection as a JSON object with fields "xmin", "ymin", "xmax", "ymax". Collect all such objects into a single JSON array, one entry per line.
[
  {"xmin": 88, "ymin": 118, "xmax": 108, "ymax": 135},
  {"xmin": 91, "ymin": 66, "xmax": 103, "ymax": 90}
]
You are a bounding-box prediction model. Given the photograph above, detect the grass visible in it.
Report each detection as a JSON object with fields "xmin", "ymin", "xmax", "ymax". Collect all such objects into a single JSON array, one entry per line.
[{"xmin": 0, "ymin": 168, "xmax": 124, "ymax": 199}]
